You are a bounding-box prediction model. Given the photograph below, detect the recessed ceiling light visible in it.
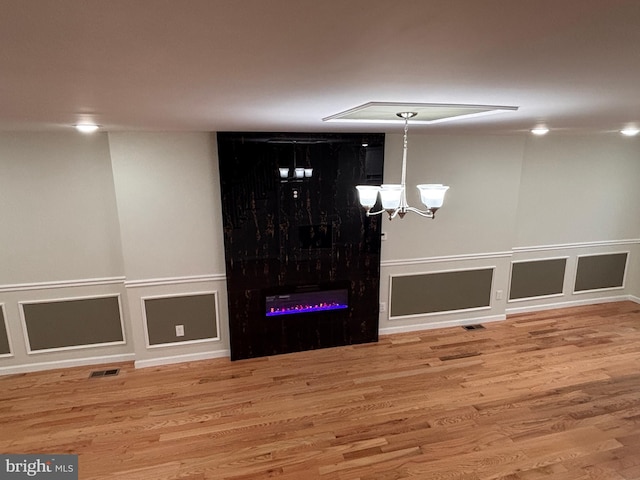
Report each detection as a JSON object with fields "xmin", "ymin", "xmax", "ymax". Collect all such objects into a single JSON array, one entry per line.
[
  {"xmin": 74, "ymin": 124, "xmax": 100, "ymax": 133},
  {"xmin": 531, "ymin": 127, "xmax": 549, "ymax": 136},
  {"xmin": 620, "ymin": 127, "xmax": 639, "ymax": 136}
]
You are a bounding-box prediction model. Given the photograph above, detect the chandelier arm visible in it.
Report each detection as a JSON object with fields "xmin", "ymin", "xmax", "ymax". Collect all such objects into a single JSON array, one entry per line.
[
  {"xmin": 403, "ymin": 206, "xmax": 435, "ymax": 218},
  {"xmin": 365, "ymin": 207, "xmax": 405, "ymax": 219},
  {"xmin": 366, "ymin": 207, "xmax": 435, "ymax": 218},
  {"xmin": 364, "ymin": 208, "xmax": 387, "ymax": 217}
]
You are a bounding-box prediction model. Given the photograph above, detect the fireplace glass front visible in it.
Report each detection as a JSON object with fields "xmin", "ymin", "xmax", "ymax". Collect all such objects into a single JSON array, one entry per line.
[{"xmin": 265, "ymin": 288, "xmax": 348, "ymax": 317}]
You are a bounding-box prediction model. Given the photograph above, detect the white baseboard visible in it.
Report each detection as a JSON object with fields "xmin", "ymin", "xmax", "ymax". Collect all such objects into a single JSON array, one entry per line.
[
  {"xmin": 134, "ymin": 349, "xmax": 230, "ymax": 369},
  {"xmin": 379, "ymin": 314, "xmax": 506, "ymax": 336},
  {"xmin": 0, "ymin": 353, "xmax": 135, "ymax": 376},
  {"xmin": 629, "ymin": 295, "xmax": 640, "ymax": 304},
  {"xmin": 505, "ymin": 294, "xmax": 633, "ymax": 315}
]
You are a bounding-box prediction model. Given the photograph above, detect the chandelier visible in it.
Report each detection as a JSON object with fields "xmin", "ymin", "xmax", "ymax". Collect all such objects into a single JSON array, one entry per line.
[{"xmin": 356, "ymin": 112, "xmax": 449, "ymax": 220}]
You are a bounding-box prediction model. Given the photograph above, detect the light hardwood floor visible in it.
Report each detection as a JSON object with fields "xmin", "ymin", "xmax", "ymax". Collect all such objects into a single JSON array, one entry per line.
[{"xmin": 2, "ymin": 301, "xmax": 640, "ymax": 479}]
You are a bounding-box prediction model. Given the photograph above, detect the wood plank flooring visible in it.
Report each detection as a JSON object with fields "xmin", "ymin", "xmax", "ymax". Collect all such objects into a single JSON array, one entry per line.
[{"xmin": 1, "ymin": 301, "xmax": 640, "ymax": 479}]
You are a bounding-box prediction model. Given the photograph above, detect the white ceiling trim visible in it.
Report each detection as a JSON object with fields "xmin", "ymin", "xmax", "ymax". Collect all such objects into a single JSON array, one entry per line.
[{"xmin": 323, "ymin": 102, "xmax": 519, "ymax": 124}]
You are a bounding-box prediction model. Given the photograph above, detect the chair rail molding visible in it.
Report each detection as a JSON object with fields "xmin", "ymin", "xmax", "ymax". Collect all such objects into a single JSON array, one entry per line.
[
  {"xmin": 0, "ymin": 276, "xmax": 126, "ymax": 293},
  {"xmin": 512, "ymin": 238, "xmax": 640, "ymax": 253},
  {"xmin": 124, "ymin": 274, "xmax": 227, "ymax": 288},
  {"xmin": 381, "ymin": 251, "xmax": 513, "ymax": 268}
]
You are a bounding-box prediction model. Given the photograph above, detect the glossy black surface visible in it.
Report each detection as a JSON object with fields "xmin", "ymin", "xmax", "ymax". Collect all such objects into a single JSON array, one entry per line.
[{"xmin": 217, "ymin": 132, "xmax": 384, "ymax": 360}]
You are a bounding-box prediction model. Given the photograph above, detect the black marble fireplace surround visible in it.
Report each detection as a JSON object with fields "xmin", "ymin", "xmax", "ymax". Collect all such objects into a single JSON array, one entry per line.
[{"xmin": 217, "ymin": 132, "xmax": 384, "ymax": 360}]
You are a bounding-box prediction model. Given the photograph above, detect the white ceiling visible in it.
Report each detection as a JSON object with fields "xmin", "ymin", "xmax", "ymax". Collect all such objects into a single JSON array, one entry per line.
[{"xmin": 1, "ymin": 0, "xmax": 639, "ymax": 134}]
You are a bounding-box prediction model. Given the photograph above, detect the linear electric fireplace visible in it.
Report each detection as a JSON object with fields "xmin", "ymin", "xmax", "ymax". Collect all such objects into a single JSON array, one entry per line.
[{"xmin": 265, "ymin": 287, "xmax": 348, "ymax": 317}]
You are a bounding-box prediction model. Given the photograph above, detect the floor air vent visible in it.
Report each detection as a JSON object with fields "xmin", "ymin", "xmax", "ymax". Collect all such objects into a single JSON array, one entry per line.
[
  {"xmin": 462, "ymin": 324, "xmax": 485, "ymax": 331},
  {"xmin": 90, "ymin": 368, "xmax": 120, "ymax": 378}
]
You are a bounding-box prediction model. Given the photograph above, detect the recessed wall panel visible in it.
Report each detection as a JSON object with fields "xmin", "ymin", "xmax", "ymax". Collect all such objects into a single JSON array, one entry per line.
[
  {"xmin": 144, "ymin": 293, "xmax": 218, "ymax": 346},
  {"xmin": 390, "ymin": 268, "xmax": 493, "ymax": 318},
  {"xmin": 575, "ymin": 253, "xmax": 628, "ymax": 292},
  {"xmin": 509, "ymin": 258, "xmax": 566, "ymax": 300},
  {"xmin": 22, "ymin": 296, "xmax": 124, "ymax": 352},
  {"xmin": 0, "ymin": 306, "xmax": 10, "ymax": 355}
]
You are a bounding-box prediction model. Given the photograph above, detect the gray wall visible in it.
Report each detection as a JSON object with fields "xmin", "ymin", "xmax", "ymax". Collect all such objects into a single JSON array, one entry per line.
[
  {"xmin": 515, "ymin": 136, "xmax": 640, "ymax": 246},
  {"xmin": 108, "ymin": 132, "xmax": 225, "ymax": 281},
  {"xmin": 0, "ymin": 132, "xmax": 124, "ymax": 285},
  {"xmin": 0, "ymin": 132, "xmax": 228, "ymax": 374},
  {"xmin": 378, "ymin": 133, "xmax": 639, "ymax": 334},
  {"xmin": 509, "ymin": 259, "xmax": 566, "ymax": 300},
  {"xmin": 380, "ymin": 134, "xmax": 525, "ymax": 260},
  {"xmin": 0, "ymin": 130, "xmax": 638, "ymax": 373}
]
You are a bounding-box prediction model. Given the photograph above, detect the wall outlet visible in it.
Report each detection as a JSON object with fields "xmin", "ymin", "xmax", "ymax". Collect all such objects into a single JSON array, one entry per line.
[
  {"xmin": 381, "ymin": 232, "xmax": 387, "ymax": 241},
  {"xmin": 379, "ymin": 302, "xmax": 387, "ymax": 313},
  {"xmin": 175, "ymin": 325, "xmax": 185, "ymax": 337},
  {"xmin": 496, "ymin": 290, "xmax": 503, "ymax": 300}
]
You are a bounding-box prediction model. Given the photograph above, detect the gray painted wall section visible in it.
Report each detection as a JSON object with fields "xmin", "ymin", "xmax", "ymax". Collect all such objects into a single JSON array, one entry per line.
[
  {"xmin": 575, "ymin": 253, "xmax": 628, "ymax": 292},
  {"xmin": 23, "ymin": 297, "xmax": 123, "ymax": 351},
  {"xmin": 0, "ymin": 132, "xmax": 125, "ymax": 285},
  {"xmin": 509, "ymin": 258, "xmax": 566, "ymax": 300},
  {"xmin": 390, "ymin": 269, "xmax": 493, "ymax": 317},
  {"xmin": 0, "ymin": 131, "xmax": 638, "ymax": 373},
  {"xmin": 108, "ymin": 132, "xmax": 225, "ymax": 281},
  {"xmin": 380, "ymin": 135, "xmax": 525, "ymax": 260},
  {"xmin": 515, "ymin": 137, "xmax": 640, "ymax": 247},
  {"xmin": 145, "ymin": 294, "xmax": 218, "ymax": 345}
]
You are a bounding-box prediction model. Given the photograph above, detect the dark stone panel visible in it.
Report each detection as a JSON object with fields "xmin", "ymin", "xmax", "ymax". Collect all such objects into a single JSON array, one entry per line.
[
  {"xmin": 509, "ymin": 258, "xmax": 567, "ymax": 300},
  {"xmin": 217, "ymin": 132, "xmax": 384, "ymax": 360}
]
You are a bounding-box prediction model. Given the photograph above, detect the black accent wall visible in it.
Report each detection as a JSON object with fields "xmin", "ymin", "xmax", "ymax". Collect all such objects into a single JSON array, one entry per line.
[{"xmin": 217, "ymin": 132, "xmax": 384, "ymax": 360}]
